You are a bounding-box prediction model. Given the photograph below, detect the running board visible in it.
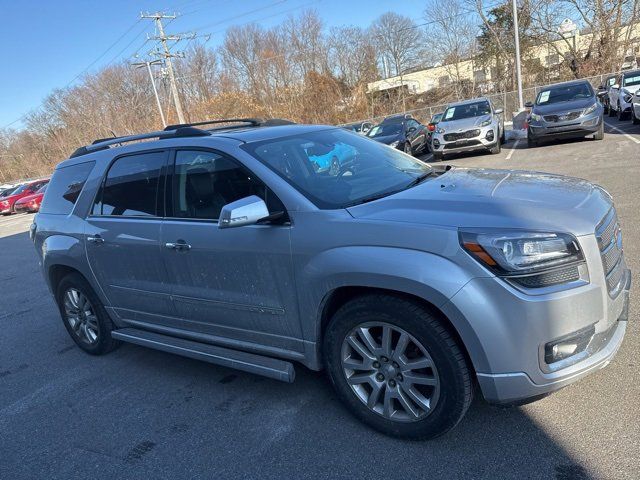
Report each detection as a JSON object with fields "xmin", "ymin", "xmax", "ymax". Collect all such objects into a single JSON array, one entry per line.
[{"xmin": 111, "ymin": 328, "xmax": 295, "ymax": 383}]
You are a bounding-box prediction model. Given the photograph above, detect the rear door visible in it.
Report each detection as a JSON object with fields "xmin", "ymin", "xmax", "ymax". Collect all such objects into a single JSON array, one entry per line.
[
  {"xmin": 160, "ymin": 148, "xmax": 302, "ymax": 353},
  {"xmin": 85, "ymin": 150, "xmax": 174, "ymax": 321}
]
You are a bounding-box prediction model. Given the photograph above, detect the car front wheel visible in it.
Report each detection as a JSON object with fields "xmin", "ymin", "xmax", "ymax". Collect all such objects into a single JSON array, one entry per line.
[
  {"xmin": 323, "ymin": 294, "xmax": 473, "ymax": 440},
  {"xmin": 633, "ymin": 105, "xmax": 640, "ymax": 125}
]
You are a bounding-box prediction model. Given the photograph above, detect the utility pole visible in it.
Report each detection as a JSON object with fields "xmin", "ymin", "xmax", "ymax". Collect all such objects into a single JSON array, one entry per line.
[
  {"xmin": 131, "ymin": 59, "xmax": 167, "ymax": 127},
  {"xmin": 512, "ymin": 0, "xmax": 524, "ymax": 110},
  {"xmin": 141, "ymin": 12, "xmax": 186, "ymax": 124}
]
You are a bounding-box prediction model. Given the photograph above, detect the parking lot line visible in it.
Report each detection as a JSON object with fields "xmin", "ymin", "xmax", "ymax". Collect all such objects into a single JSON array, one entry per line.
[
  {"xmin": 505, "ymin": 140, "xmax": 520, "ymax": 160},
  {"xmin": 604, "ymin": 121, "xmax": 640, "ymax": 144}
]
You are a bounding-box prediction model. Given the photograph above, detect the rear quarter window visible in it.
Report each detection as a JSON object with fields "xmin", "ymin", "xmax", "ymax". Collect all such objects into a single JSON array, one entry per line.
[{"xmin": 39, "ymin": 161, "xmax": 95, "ymax": 215}]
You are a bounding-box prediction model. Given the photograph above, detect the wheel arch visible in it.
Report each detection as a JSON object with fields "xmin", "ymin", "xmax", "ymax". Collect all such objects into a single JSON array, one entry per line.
[{"xmin": 316, "ymin": 286, "xmax": 480, "ymax": 380}]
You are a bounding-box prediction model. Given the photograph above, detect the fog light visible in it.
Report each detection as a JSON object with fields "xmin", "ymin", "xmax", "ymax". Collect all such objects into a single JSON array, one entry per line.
[
  {"xmin": 485, "ymin": 130, "xmax": 494, "ymax": 141},
  {"xmin": 544, "ymin": 325, "xmax": 595, "ymax": 364}
]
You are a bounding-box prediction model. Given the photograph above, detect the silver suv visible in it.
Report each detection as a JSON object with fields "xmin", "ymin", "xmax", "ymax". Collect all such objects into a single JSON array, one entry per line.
[
  {"xmin": 32, "ymin": 118, "xmax": 630, "ymax": 439},
  {"xmin": 430, "ymin": 97, "xmax": 505, "ymax": 161}
]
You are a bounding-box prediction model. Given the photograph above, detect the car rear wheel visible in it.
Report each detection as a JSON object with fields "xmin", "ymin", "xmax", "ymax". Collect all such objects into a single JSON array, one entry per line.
[
  {"xmin": 55, "ymin": 272, "xmax": 121, "ymax": 355},
  {"xmin": 323, "ymin": 294, "xmax": 473, "ymax": 440},
  {"xmin": 633, "ymin": 105, "xmax": 640, "ymax": 125}
]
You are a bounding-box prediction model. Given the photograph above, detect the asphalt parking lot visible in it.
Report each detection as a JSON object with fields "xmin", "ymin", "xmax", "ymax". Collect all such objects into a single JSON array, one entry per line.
[{"xmin": 1, "ymin": 119, "xmax": 639, "ymax": 480}]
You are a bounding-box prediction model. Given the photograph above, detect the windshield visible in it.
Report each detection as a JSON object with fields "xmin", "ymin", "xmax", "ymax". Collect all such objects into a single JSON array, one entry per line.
[
  {"xmin": 0, "ymin": 187, "xmax": 17, "ymax": 197},
  {"xmin": 242, "ymin": 128, "xmax": 433, "ymax": 209},
  {"xmin": 442, "ymin": 101, "xmax": 491, "ymax": 121},
  {"xmin": 366, "ymin": 123, "xmax": 403, "ymax": 138},
  {"xmin": 536, "ymin": 83, "xmax": 593, "ymax": 104},
  {"xmin": 623, "ymin": 73, "xmax": 640, "ymax": 87}
]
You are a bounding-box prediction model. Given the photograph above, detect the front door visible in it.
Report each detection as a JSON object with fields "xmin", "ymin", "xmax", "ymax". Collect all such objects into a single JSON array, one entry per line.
[
  {"xmin": 160, "ymin": 149, "xmax": 302, "ymax": 353},
  {"xmin": 85, "ymin": 150, "xmax": 173, "ymax": 321}
]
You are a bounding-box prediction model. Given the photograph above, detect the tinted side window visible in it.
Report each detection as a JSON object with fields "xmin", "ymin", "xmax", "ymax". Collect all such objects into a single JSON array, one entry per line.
[
  {"xmin": 172, "ymin": 150, "xmax": 283, "ymax": 220},
  {"xmin": 93, "ymin": 151, "xmax": 165, "ymax": 216},
  {"xmin": 40, "ymin": 161, "xmax": 95, "ymax": 215}
]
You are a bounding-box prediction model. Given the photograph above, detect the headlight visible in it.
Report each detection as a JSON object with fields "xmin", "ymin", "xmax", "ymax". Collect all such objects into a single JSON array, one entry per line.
[
  {"xmin": 529, "ymin": 112, "xmax": 543, "ymax": 122},
  {"xmin": 435, "ymin": 127, "xmax": 446, "ymax": 134},
  {"xmin": 582, "ymin": 103, "xmax": 597, "ymax": 116},
  {"xmin": 460, "ymin": 229, "xmax": 586, "ymax": 288},
  {"xmin": 389, "ymin": 140, "xmax": 400, "ymax": 148},
  {"xmin": 480, "ymin": 118, "xmax": 492, "ymax": 127}
]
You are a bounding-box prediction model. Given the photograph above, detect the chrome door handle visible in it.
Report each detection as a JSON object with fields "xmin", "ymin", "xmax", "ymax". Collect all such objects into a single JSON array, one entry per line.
[
  {"xmin": 87, "ymin": 236, "xmax": 104, "ymax": 244},
  {"xmin": 165, "ymin": 241, "xmax": 191, "ymax": 251}
]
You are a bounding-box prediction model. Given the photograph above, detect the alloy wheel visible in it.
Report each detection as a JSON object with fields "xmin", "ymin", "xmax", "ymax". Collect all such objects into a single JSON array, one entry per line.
[
  {"xmin": 341, "ymin": 322, "xmax": 440, "ymax": 422},
  {"xmin": 63, "ymin": 288, "xmax": 99, "ymax": 345}
]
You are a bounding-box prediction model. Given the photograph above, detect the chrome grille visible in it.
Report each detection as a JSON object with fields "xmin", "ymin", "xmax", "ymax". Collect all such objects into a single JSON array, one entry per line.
[
  {"xmin": 543, "ymin": 111, "xmax": 582, "ymax": 123},
  {"xmin": 596, "ymin": 208, "xmax": 624, "ymax": 296}
]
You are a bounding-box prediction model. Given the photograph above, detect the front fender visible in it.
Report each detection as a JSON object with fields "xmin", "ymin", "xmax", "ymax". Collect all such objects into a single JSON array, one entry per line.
[{"xmin": 297, "ymin": 246, "xmax": 474, "ymax": 341}]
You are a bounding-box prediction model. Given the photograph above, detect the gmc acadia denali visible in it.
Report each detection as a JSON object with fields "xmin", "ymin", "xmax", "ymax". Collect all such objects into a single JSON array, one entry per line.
[{"xmin": 32, "ymin": 118, "xmax": 630, "ymax": 439}]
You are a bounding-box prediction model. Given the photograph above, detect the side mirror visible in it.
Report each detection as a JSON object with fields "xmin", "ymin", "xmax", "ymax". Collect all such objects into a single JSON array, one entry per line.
[
  {"xmin": 596, "ymin": 90, "xmax": 608, "ymax": 99},
  {"xmin": 524, "ymin": 101, "xmax": 534, "ymax": 108},
  {"xmin": 219, "ymin": 195, "xmax": 269, "ymax": 229},
  {"xmin": 494, "ymin": 108, "xmax": 503, "ymax": 115}
]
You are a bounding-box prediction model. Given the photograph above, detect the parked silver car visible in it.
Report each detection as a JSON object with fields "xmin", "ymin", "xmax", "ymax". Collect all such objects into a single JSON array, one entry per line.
[
  {"xmin": 33, "ymin": 119, "xmax": 630, "ymax": 440},
  {"xmin": 430, "ymin": 97, "xmax": 505, "ymax": 161}
]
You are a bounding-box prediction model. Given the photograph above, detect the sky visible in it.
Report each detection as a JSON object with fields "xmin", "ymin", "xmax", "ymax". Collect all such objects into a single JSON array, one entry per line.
[{"xmin": 0, "ymin": 0, "xmax": 427, "ymax": 128}]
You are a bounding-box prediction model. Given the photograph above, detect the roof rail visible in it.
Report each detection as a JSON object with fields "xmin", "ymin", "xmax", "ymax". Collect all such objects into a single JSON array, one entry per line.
[
  {"xmin": 69, "ymin": 126, "xmax": 210, "ymax": 159},
  {"xmin": 163, "ymin": 117, "xmax": 296, "ymax": 131}
]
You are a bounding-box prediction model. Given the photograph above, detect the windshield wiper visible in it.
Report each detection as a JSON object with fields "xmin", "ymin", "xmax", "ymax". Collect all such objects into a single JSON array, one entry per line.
[{"xmin": 404, "ymin": 170, "xmax": 435, "ymax": 189}]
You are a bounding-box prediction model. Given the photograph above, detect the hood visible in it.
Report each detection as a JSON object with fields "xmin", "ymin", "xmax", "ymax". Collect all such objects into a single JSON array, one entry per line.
[
  {"xmin": 438, "ymin": 114, "xmax": 492, "ymax": 131},
  {"xmin": 369, "ymin": 134, "xmax": 401, "ymax": 145},
  {"xmin": 533, "ymin": 98, "xmax": 594, "ymax": 115},
  {"xmin": 347, "ymin": 167, "xmax": 612, "ymax": 236},
  {"xmin": 0, "ymin": 192, "xmax": 27, "ymax": 203},
  {"xmin": 622, "ymin": 84, "xmax": 640, "ymax": 94}
]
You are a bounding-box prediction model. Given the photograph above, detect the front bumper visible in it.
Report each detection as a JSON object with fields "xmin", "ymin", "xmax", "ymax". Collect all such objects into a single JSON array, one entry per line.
[
  {"xmin": 529, "ymin": 112, "xmax": 602, "ymax": 139},
  {"xmin": 442, "ymin": 232, "xmax": 630, "ymax": 404},
  {"xmin": 431, "ymin": 124, "xmax": 497, "ymax": 154}
]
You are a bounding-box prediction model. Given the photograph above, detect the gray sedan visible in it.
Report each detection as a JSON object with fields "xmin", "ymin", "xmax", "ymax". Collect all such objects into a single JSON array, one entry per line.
[{"xmin": 526, "ymin": 80, "xmax": 604, "ymax": 147}]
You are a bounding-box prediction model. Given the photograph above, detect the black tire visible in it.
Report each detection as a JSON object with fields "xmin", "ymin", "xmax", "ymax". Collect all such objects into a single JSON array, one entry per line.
[
  {"xmin": 432, "ymin": 151, "xmax": 443, "ymax": 162},
  {"xmin": 633, "ymin": 106, "xmax": 640, "ymax": 125},
  {"xmin": 608, "ymin": 102, "xmax": 616, "ymax": 117},
  {"xmin": 594, "ymin": 120, "xmax": 604, "ymax": 140},
  {"xmin": 603, "ymin": 101, "xmax": 609, "ymax": 115},
  {"xmin": 489, "ymin": 140, "xmax": 501, "ymax": 154},
  {"xmin": 323, "ymin": 294, "xmax": 473, "ymax": 440},
  {"xmin": 616, "ymin": 102, "xmax": 627, "ymax": 121},
  {"xmin": 527, "ymin": 129, "xmax": 537, "ymax": 148},
  {"xmin": 500, "ymin": 128, "xmax": 506, "ymax": 145},
  {"xmin": 55, "ymin": 272, "xmax": 121, "ymax": 355}
]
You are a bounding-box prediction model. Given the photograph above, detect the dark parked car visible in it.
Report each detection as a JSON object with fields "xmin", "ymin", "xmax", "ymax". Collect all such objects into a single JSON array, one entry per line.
[
  {"xmin": 0, "ymin": 179, "xmax": 49, "ymax": 215},
  {"xmin": 526, "ymin": 80, "xmax": 604, "ymax": 147},
  {"xmin": 366, "ymin": 114, "xmax": 428, "ymax": 156}
]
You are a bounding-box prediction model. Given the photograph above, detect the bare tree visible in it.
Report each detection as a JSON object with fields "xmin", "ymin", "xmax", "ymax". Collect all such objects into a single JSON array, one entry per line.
[{"xmin": 370, "ymin": 12, "xmax": 425, "ymax": 77}]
